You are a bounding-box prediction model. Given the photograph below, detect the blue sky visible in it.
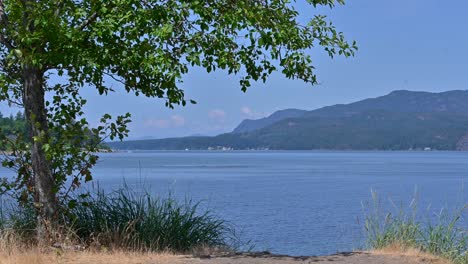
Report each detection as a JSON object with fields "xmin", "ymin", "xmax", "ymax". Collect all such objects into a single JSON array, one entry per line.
[{"xmin": 3, "ymin": 0, "xmax": 468, "ymax": 139}]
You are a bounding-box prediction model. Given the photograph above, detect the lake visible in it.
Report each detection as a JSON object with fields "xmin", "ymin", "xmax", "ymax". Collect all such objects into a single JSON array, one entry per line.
[
  {"xmin": 1, "ymin": 151, "xmax": 466, "ymax": 256},
  {"xmin": 89, "ymin": 151, "xmax": 467, "ymax": 256}
]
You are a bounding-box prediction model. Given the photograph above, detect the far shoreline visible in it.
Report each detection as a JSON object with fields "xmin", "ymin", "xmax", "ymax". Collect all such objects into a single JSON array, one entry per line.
[{"xmin": 104, "ymin": 149, "xmax": 468, "ymax": 153}]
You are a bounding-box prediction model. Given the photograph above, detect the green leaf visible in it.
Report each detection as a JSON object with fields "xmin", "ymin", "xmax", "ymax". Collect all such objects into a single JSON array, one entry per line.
[{"xmin": 68, "ymin": 199, "xmax": 77, "ymax": 209}]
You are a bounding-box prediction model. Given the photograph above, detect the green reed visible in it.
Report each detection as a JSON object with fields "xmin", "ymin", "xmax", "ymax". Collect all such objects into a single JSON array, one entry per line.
[{"xmin": 363, "ymin": 190, "xmax": 467, "ymax": 264}]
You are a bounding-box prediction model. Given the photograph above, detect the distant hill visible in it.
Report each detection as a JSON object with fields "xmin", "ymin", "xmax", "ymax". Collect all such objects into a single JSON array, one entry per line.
[
  {"xmin": 305, "ymin": 90, "xmax": 468, "ymax": 118},
  {"xmin": 108, "ymin": 90, "xmax": 468, "ymax": 151},
  {"xmin": 244, "ymin": 110, "xmax": 468, "ymax": 150},
  {"xmin": 233, "ymin": 109, "xmax": 307, "ymax": 133},
  {"xmin": 234, "ymin": 90, "xmax": 468, "ymax": 133}
]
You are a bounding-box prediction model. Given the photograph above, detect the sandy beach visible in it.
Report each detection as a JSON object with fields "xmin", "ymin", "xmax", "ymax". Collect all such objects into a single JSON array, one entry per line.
[{"xmin": 0, "ymin": 250, "xmax": 450, "ymax": 264}]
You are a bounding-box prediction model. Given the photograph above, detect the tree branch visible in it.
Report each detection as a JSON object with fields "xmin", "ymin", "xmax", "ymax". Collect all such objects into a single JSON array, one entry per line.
[
  {"xmin": 7, "ymin": 97, "xmax": 24, "ymax": 108},
  {"xmin": 0, "ymin": 0, "xmax": 7, "ymax": 26},
  {"xmin": 78, "ymin": 12, "xmax": 98, "ymax": 31},
  {"xmin": 54, "ymin": 0, "xmax": 65, "ymax": 18},
  {"xmin": 0, "ymin": 34, "xmax": 13, "ymax": 50}
]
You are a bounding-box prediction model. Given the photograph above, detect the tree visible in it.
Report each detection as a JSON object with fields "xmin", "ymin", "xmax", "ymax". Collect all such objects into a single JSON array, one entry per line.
[{"xmin": 0, "ymin": 0, "xmax": 357, "ymax": 244}]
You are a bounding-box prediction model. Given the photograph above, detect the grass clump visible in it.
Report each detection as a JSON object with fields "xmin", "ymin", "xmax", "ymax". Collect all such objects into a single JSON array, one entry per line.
[
  {"xmin": 364, "ymin": 190, "xmax": 467, "ymax": 264},
  {"xmin": 0, "ymin": 185, "xmax": 233, "ymax": 253},
  {"xmin": 70, "ymin": 187, "xmax": 231, "ymax": 252}
]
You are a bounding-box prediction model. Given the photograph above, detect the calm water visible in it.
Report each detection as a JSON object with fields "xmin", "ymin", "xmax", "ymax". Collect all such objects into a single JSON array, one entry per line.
[
  {"xmin": 2, "ymin": 151, "xmax": 467, "ymax": 255},
  {"xmin": 89, "ymin": 151, "xmax": 467, "ymax": 256}
]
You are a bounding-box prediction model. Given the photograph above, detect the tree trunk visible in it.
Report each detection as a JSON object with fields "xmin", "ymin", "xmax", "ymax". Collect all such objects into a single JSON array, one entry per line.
[{"xmin": 22, "ymin": 65, "xmax": 58, "ymax": 245}]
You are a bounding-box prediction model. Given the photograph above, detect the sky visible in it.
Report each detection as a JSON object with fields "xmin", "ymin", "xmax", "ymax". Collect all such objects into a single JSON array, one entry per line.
[{"xmin": 2, "ymin": 0, "xmax": 468, "ymax": 139}]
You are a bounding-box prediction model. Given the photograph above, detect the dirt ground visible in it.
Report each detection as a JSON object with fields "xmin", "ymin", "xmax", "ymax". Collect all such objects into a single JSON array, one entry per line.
[
  {"xmin": 0, "ymin": 250, "xmax": 450, "ymax": 264},
  {"xmin": 173, "ymin": 251, "xmax": 449, "ymax": 264}
]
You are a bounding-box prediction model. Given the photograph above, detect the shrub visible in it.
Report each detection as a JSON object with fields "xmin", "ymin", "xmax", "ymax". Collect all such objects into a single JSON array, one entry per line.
[
  {"xmin": 69, "ymin": 187, "xmax": 231, "ymax": 252},
  {"xmin": 0, "ymin": 186, "xmax": 233, "ymax": 253}
]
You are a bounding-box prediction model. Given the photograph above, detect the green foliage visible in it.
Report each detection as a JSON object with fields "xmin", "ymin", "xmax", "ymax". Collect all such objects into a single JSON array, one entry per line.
[
  {"xmin": 69, "ymin": 186, "xmax": 231, "ymax": 251},
  {"xmin": 0, "ymin": 0, "xmax": 355, "ymax": 226},
  {"xmin": 363, "ymin": 191, "xmax": 467, "ymax": 264},
  {"xmin": 0, "ymin": 111, "xmax": 27, "ymax": 162},
  {"xmin": 1, "ymin": 0, "xmax": 356, "ymax": 105},
  {"xmin": 0, "ymin": 87, "xmax": 131, "ymax": 206},
  {"xmin": 0, "ymin": 186, "xmax": 233, "ymax": 252},
  {"xmin": 0, "ymin": 111, "xmax": 26, "ymax": 141},
  {"xmin": 42, "ymin": 84, "xmax": 131, "ymax": 204}
]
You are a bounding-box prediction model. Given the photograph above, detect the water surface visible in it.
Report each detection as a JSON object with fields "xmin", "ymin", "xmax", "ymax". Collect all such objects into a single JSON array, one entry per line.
[
  {"xmin": 90, "ymin": 151, "xmax": 467, "ymax": 256},
  {"xmin": 1, "ymin": 151, "xmax": 465, "ymax": 255}
]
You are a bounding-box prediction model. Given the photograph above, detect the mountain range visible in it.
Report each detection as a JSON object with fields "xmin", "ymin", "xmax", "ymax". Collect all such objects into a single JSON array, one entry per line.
[{"xmin": 108, "ymin": 90, "xmax": 468, "ymax": 151}]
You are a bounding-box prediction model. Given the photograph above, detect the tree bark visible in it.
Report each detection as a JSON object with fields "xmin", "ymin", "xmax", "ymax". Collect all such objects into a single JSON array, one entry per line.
[{"xmin": 22, "ymin": 65, "xmax": 58, "ymax": 245}]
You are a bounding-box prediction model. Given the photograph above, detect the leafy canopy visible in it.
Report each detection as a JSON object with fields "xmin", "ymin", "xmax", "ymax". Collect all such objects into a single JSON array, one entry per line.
[
  {"xmin": 1, "ymin": 0, "xmax": 356, "ymax": 104},
  {"xmin": 0, "ymin": 0, "xmax": 356, "ymax": 206}
]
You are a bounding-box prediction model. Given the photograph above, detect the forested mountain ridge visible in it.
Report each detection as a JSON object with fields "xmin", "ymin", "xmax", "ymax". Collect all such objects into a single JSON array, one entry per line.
[
  {"xmin": 232, "ymin": 90, "xmax": 468, "ymax": 133},
  {"xmin": 109, "ymin": 90, "xmax": 468, "ymax": 150},
  {"xmin": 232, "ymin": 109, "xmax": 307, "ymax": 134}
]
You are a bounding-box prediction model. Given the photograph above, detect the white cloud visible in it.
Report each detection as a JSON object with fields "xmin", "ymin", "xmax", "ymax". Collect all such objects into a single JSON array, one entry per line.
[
  {"xmin": 240, "ymin": 106, "xmax": 266, "ymax": 119},
  {"xmin": 171, "ymin": 115, "xmax": 185, "ymax": 127},
  {"xmin": 240, "ymin": 106, "xmax": 252, "ymax": 116},
  {"xmin": 144, "ymin": 119, "xmax": 170, "ymax": 129},
  {"xmin": 144, "ymin": 115, "xmax": 185, "ymax": 129},
  {"xmin": 208, "ymin": 109, "xmax": 227, "ymax": 122}
]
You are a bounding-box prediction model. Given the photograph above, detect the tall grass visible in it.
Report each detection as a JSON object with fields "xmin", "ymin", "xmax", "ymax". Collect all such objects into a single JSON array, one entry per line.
[
  {"xmin": 0, "ymin": 186, "xmax": 233, "ymax": 253},
  {"xmin": 363, "ymin": 190, "xmax": 467, "ymax": 264},
  {"xmin": 0, "ymin": 198, "xmax": 36, "ymax": 246},
  {"xmin": 69, "ymin": 187, "xmax": 232, "ymax": 252}
]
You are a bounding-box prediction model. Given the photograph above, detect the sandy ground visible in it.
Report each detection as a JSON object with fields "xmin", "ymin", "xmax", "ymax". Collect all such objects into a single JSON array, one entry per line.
[{"xmin": 0, "ymin": 250, "xmax": 450, "ymax": 264}]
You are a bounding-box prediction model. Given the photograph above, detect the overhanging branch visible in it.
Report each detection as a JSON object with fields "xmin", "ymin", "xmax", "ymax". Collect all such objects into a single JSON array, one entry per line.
[{"xmin": 0, "ymin": 0, "xmax": 7, "ymax": 26}]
